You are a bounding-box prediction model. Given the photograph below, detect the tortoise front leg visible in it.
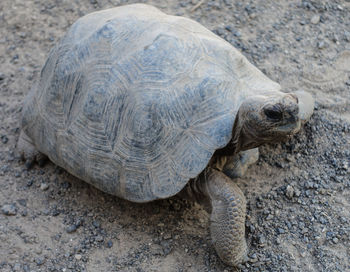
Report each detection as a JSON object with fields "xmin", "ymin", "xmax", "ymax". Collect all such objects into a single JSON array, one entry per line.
[{"xmin": 184, "ymin": 168, "xmax": 248, "ymax": 266}]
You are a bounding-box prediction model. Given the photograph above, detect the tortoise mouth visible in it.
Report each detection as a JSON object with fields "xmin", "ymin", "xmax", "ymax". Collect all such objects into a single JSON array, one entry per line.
[{"xmin": 273, "ymin": 120, "xmax": 301, "ymax": 134}]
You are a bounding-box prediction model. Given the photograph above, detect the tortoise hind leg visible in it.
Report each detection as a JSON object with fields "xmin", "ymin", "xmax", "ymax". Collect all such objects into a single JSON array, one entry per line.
[
  {"xmin": 17, "ymin": 130, "xmax": 47, "ymax": 169},
  {"xmin": 223, "ymin": 148, "xmax": 259, "ymax": 179}
]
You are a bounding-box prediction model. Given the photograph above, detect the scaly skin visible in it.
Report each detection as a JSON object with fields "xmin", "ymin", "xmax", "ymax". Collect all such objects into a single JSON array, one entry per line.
[{"xmin": 186, "ymin": 168, "xmax": 247, "ymax": 266}]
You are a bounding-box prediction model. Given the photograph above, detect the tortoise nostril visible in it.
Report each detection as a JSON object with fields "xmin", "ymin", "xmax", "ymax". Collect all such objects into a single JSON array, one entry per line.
[
  {"xmin": 288, "ymin": 93, "xmax": 299, "ymax": 104},
  {"xmin": 264, "ymin": 106, "xmax": 283, "ymax": 121}
]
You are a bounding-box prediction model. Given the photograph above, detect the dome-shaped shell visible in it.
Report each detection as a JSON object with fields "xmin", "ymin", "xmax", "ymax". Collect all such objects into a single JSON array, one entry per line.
[{"xmin": 22, "ymin": 4, "xmax": 280, "ymax": 202}]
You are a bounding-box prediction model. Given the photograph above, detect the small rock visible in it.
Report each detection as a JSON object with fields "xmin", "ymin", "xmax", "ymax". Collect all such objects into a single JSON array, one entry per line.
[
  {"xmin": 66, "ymin": 224, "xmax": 78, "ymax": 233},
  {"xmin": 249, "ymin": 13, "xmax": 257, "ymax": 19},
  {"xmin": 35, "ymin": 257, "xmax": 45, "ymax": 266},
  {"xmin": 17, "ymin": 199, "xmax": 27, "ymax": 207},
  {"xmin": 286, "ymin": 185, "xmax": 294, "ymax": 199},
  {"xmin": 249, "ymin": 253, "xmax": 258, "ymax": 262},
  {"xmin": 95, "ymin": 235, "xmax": 104, "ymax": 242},
  {"xmin": 160, "ymin": 240, "xmax": 172, "ymax": 255},
  {"xmin": 40, "ymin": 183, "xmax": 49, "ymax": 191},
  {"xmin": 13, "ymin": 263, "xmax": 21, "ymax": 271},
  {"xmin": 317, "ymin": 40, "xmax": 327, "ymax": 49},
  {"xmin": 20, "ymin": 208, "xmax": 28, "ymax": 216},
  {"xmin": 106, "ymin": 240, "xmax": 113, "ymax": 248},
  {"xmin": 163, "ymin": 233, "xmax": 172, "ymax": 240},
  {"xmin": 1, "ymin": 204, "xmax": 17, "ymax": 215},
  {"xmin": 27, "ymin": 179, "xmax": 34, "ymax": 187},
  {"xmin": 277, "ymin": 228, "xmax": 285, "ymax": 234},
  {"xmin": 19, "ymin": 32, "xmax": 26, "ymax": 38},
  {"xmin": 266, "ymin": 214, "xmax": 274, "ymax": 220},
  {"xmin": 344, "ymin": 31, "xmax": 350, "ymax": 42},
  {"xmin": 92, "ymin": 220, "xmax": 101, "ymax": 228},
  {"xmin": 0, "ymin": 73, "xmax": 5, "ymax": 81},
  {"xmin": 258, "ymin": 234, "xmax": 266, "ymax": 245},
  {"xmin": 61, "ymin": 181, "xmax": 71, "ymax": 189},
  {"xmin": 310, "ymin": 15, "xmax": 320, "ymax": 24},
  {"xmin": 301, "ymin": 228, "xmax": 308, "ymax": 234},
  {"xmin": 294, "ymin": 188, "xmax": 301, "ymax": 197},
  {"xmin": 23, "ymin": 264, "xmax": 30, "ymax": 272},
  {"xmin": 75, "ymin": 254, "xmax": 82, "ymax": 260},
  {"xmin": 51, "ymin": 209, "xmax": 60, "ymax": 216},
  {"xmin": 0, "ymin": 135, "xmax": 8, "ymax": 144}
]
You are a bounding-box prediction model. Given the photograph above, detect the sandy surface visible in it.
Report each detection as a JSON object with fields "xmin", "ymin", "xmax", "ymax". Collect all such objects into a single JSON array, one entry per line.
[{"xmin": 0, "ymin": 0, "xmax": 349, "ymax": 271}]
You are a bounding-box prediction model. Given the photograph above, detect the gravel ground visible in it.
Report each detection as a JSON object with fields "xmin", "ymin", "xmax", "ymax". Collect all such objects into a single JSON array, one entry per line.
[{"xmin": 0, "ymin": 0, "xmax": 350, "ymax": 271}]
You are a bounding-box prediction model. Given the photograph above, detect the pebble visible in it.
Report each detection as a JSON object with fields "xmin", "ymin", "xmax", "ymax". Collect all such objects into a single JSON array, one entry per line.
[
  {"xmin": 277, "ymin": 228, "xmax": 285, "ymax": 234},
  {"xmin": 17, "ymin": 199, "xmax": 27, "ymax": 207},
  {"xmin": 0, "ymin": 135, "xmax": 8, "ymax": 144},
  {"xmin": 35, "ymin": 257, "xmax": 45, "ymax": 266},
  {"xmin": 106, "ymin": 240, "xmax": 113, "ymax": 248},
  {"xmin": 249, "ymin": 253, "xmax": 258, "ymax": 262},
  {"xmin": 95, "ymin": 235, "xmax": 104, "ymax": 242},
  {"xmin": 51, "ymin": 208, "xmax": 60, "ymax": 216},
  {"xmin": 27, "ymin": 179, "xmax": 34, "ymax": 187},
  {"xmin": 258, "ymin": 234, "xmax": 266, "ymax": 245},
  {"xmin": 40, "ymin": 183, "xmax": 49, "ymax": 191},
  {"xmin": 160, "ymin": 240, "xmax": 172, "ymax": 255},
  {"xmin": 163, "ymin": 233, "xmax": 172, "ymax": 240},
  {"xmin": 13, "ymin": 263, "xmax": 21, "ymax": 271},
  {"xmin": 317, "ymin": 40, "xmax": 327, "ymax": 49},
  {"xmin": 65, "ymin": 224, "xmax": 78, "ymax": 233},
  {"xmin": 74, "ymin": 254, "xmax": 82, "ymax": 260},
  {"xmin": 21, "ymin": 210, "xmax": 28, "ymax": 217},
  {"xmin": 1, "ymin": 204, "xmax": 17, "ymax": 215},
  {"xmin": 285, "ymin": 185, "xmax": 294, "ymax": 199},
  {"xmin": 0, "ymin": 73, "xmax": 5, "ymax": 81},
  {"xmin": 310, "ymin": 15, "xmax": 320, "ymax": 24},
  {"xmin": 294, "ymin": 188, "xmax": 301, "ymax": 197},
  {"xmin": 266, "ymin": 214, "xmax": 274, "ymax": 220},
  {"xmin": 93, "ymin": 220, "xmax": 101, "ymax": 228}
]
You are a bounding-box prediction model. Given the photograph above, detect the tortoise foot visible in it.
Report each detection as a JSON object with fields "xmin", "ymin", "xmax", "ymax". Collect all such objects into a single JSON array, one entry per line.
[{"xmin": 17, "ymin": 131, "xmax": 47, "ymax": 169}]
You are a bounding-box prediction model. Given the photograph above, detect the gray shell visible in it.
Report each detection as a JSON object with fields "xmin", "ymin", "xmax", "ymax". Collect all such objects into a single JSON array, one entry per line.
[{"xmin": 22, "ymin": 4, "xmax": 280, "ymax": 202}]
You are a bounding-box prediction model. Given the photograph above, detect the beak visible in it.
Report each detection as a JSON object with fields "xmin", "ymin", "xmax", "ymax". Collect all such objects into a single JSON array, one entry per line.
[{"xmin": 294, "ymin": 90, "xmax": 315, "ymax": 124}]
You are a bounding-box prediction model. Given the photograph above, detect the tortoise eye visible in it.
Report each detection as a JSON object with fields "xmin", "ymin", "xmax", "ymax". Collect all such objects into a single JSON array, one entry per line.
[{"xmin": 264, "ymin": 106, "xmax": 283, "ymax": 121}]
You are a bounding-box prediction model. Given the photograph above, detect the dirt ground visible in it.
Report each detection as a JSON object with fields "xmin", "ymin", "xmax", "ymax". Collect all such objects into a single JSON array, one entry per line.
[{"xmin": 0, "ymin": 0, "xmax": 350, "ymax": 271}]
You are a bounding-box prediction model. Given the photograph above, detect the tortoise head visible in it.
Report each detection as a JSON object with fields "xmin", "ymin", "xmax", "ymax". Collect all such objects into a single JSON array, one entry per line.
[{"xmin": 232, "ymin": 91, "xmax": 314, "ymax": 152}]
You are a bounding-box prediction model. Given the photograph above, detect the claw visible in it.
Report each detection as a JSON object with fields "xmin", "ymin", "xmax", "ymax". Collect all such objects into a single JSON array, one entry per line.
[
  {"xmin": 25, "ymin": 159, "xmax": 36, "ymax": 170},
  {"xmin": 37, "ymin": 153, "xmax": 48, "ymax": 167}
]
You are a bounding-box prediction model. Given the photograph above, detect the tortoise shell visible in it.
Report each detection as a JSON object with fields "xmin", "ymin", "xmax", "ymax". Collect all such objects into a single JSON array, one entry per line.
[{"xmin": 21, "ymin": 4, "xmax": 280, "ymax": 202}]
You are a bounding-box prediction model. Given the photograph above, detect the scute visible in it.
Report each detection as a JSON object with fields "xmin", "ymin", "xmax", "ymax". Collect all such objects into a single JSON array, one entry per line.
[{"xmin": 21, "ymin": 4, "xmax": 280, "ymax": 202}]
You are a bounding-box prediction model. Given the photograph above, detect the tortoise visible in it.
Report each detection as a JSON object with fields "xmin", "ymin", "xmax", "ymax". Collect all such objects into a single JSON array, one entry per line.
[{"xmin": 18, "ymin": 4, "xmax": 314, "ymax": 266}]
